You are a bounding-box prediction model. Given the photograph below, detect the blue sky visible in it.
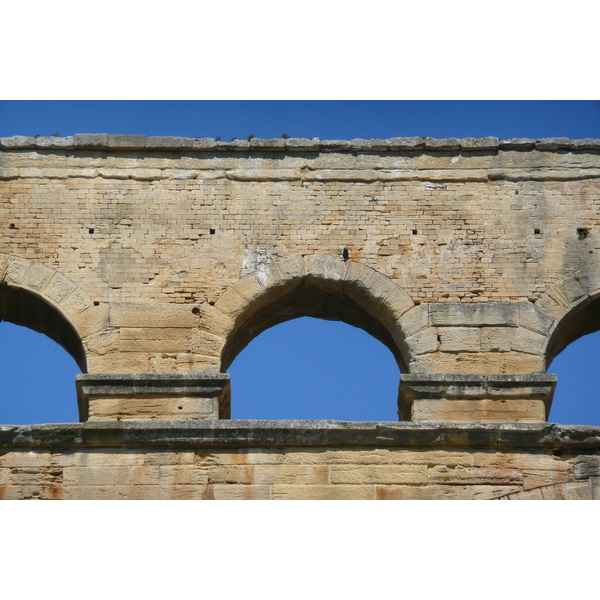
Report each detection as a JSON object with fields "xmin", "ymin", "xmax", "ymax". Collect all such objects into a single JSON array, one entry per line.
[{"xmin": 1, "ymin": 100, "xmax": 600, "ymax": 425}]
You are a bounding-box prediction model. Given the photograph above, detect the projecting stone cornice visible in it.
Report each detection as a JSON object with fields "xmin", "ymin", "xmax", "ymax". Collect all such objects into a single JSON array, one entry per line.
[
  {"xmin": 1, "ymin": 135, "xmax": 600, "ymax": 152},
  {"xmin": 1, "ymin": 421, "xmax": 600, "ymax": 451}
]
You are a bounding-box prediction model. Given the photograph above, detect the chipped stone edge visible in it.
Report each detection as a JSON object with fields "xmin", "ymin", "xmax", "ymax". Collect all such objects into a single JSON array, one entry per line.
[{"xmin": 1, "ymin": 135, "xmax": 600, "ymax": 152}]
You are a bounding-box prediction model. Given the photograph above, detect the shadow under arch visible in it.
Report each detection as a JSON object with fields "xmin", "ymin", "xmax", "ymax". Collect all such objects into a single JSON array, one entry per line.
[{"xmin": 218, "ymin": 255, "xmax": 415, "ymax": 374}]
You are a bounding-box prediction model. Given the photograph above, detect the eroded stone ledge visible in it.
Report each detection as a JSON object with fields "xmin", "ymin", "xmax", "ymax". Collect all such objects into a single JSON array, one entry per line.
[
  {"xmin": 2, "ymin": 135, "xmax": 600, "ymax": 152},
  {"xmin": 1, "ymin": 421, "xmax": 599, "ymax": 451}
]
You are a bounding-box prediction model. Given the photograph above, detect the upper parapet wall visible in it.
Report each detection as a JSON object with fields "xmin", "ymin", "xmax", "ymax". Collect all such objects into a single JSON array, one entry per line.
[{"xmin": 2, "ymin": 135, "xmax": 600, "ymax": 152}]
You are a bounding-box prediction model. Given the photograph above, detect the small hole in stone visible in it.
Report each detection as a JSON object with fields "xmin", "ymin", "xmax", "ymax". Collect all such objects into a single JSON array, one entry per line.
[
  {"xmin": 515, "ymin": 190, "xmax": 519, "ymax": 195},
  {"xmin": 412, "ymin": 229, "xmax": 417, "ymax": 235},
  {"xmin": 192, "ymin": 306, "xmax": 200, "ymax": 315},
  {"xmin": 210, "ymin": 228, "xmax": 216, "ymax": 235},
  {"xmin": 89, "ymin": 228, "xmax": 95, "ymax": 234},
  {"xmin": 93, "ymin": 301, "xmax": 100, "ymax": 306},
  {"xmin": 209, "ymin": 301, "xmax": 215, "ymax": 306},
  {"xmin": 178, "ymin": 405, "xmax": 183, "ymax": 410},
  {"xmin": 9, "ymin": 223, "xmax": 16, "ymax": 229},
  {"xmin": 534, "ymin": 228, "xmax": 541, "ymax": 235},
  {"xmin": 342, "ymin": 248, "xmax": 349, "ymax": 262}
]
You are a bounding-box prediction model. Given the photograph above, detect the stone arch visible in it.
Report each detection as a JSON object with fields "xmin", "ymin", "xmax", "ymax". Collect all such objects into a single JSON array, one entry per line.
[
  {"xmin": 536, "ymin": 269, "xmax": 600, "ymax": 369},
  {"xmin": 0, "ymin": 254, "xmax": 94, "ymax": 370},
  {"xmin": 214, "ymin": 254, "xmax": 416, "ymax": 373}
]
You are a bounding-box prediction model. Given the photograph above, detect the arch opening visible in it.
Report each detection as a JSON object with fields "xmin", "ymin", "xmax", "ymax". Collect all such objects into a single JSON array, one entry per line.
[
  {"xmin": 0, "ymin": 322, "xmax": 81, "ymax": 424},
  {"xmin": 221, "ymin": 274, "xmax": 408, "ymax": 374},
  {"xmin": 546, "ymin": 295, "xmax": 600, "ymax": 426},
  {"xmin": 545, "ymin": 295, "xmax": 600, "ymax": 370},
  {"xmin": 229, "ymin": 316, "xmax": 401, "ymax": 421},
  {"xmin": 0, "ymin": 285, "xmax": 86, "ymax": 371}
]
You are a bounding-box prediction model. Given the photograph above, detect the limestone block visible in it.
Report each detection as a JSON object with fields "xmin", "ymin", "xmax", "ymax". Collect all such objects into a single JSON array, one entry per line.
[
  {"xmin": 409, "ymin": 350, "xmax": 545, "ymax": 375},
  {"xmin": 304, "ymin": 169, "xmax": 379, "ymax": 182},
  {"xmin": 197, "ymin": 304, "xmax": 235, "ymax": 339},
  {"xmin": 510, "ymin": 328, "xmax": 547, "ymax": 355},
  {"xmin": 119, "ymin": 327, "xmax": 192, "ymax": 353},
  {"xmin": 398, "ymin": 304, "xmax": 429, "ymax": 339},
  {"xmin": 59, "ymin": 287, "xmax": 94, "ymax": 316},
  {"xmin": 0, "ymin": 452, "xmax": 52, "ymax": 468},
  {"xmin": 387, "ymin": 137, "xmax": 425, "ymax": 149},
  {"xmin": 404, "ymin": 327, "xmax": 439, "ymax": 358},
  {"xmin": 304, "ymin": 254, "xmax": 348, "ymax": 282},
  {"xmin": 380, "ymin": 286, "xmax": 414, "ymax": 321},
  {"xmin": 87, "ymin": 397, "xmax": 219, "ymax": 420},
  {"xmin": 208, "ymin": 450, "xmax": 284, "ymax": 465},
  {"xmin": 423, "ymin": 137, "xmax": 462, "ymax": 150},
  {"xmin": 107, "ymin": 135, "xmax": 146, "ymax": 149},
  {"xmin": 473, "ymin": 486, "xmax": 522, "ymax": 500},
  {"xmin": 0, "ymin": 167, "xmax": 19, "ymax": 179},
  {"xmin": 211, "ymin": 485, "xmax": 272, "ymax": 500},
  {"xmin": 517, "ymin": 302, "xmax": 555, "ymax": 335},
  {"xmin": 84, "ymin": 330, "xmax": 119, "ymax": 356},
  {"xmin": 460, "ymin": 137, "xmax": 500, "ymax": 150},
  {"xmin": 4, "ymin": 257, "xmax": 30, "ymax": 286},
  {"xmin": 429, "ymin": 465, "xmax": 522, "ymax": 485},
  {"xmin": 343, "ymin": 261, "xmax": 383, "ymax": 299},
  {"xmin": 556, "ymin": 274, "xmax": 588, "ymax": 306},
  {"xmin": 590, "ymin": 477, "xmax": 600, "ymax": 500},
  {"xmin": 215, "ymin": 287, "xmax": 251, "ymax": 319},
  {"xmin": 439, "ymin": 327, "xmax": 481, "ymax": 352},
  {"xmin": 472, "ymin": 451, "xmax": 564, "ymax": 471},
  {"xmin": 574, "ymin": 455, "xmax": 600, "ymax": 479},
  {"xmin": 377, "ymin": 485, "xmax": 474, "ymax": 500},
  {"xmin": 63, "ymin": 466, "xmax": 132, "ymax": 486},
  {"xmin": 563, "ymin": 481, "xmax": 593, "ymax": 500},
  {"xmin": 260, "ymin": 256, "xmax": 305, "ymax": 290},
  {"xmin": 158, "ymin": 465, "xmax": 210, "ymax": 486},
  {"xmin": 534, "ymin": 289, "xmax": 570, "ymax": 322},
  {"xmin": 73, "ymin": 304, "xmax": 110, "ymax": 339},
  {"xmin": 285, "ymin": 138, "xmax": 318, "ymax": 150},
  {"xmin": 20, "ymin": 261, "xmax": 55, "ymax": 293},
  {"xmin": 109, "ymin": 303, "xmax": 199, "ymax": 328},
  {"xmin": 85, "ymin": 353, "xmax": 150, "ymax": 374},
  {"xmin": 252, "ymin": 465, "xmax": 329, "ymax": 485},
  {"xmin": 400, "ymin": 374, "xmax": 555, "ymax": 422},
  {"xmin": 411, "ymin": 398, "xmax": 547, "ymax": 423},
  {"xmin": 329, "ymin": 465, "xmax": 427, "ymax": 485},
  {"xmin": 146, "ymin": 136, "xmax": 194, "ymax": 149},
  {"xmin": 430, "ymin": 302, "xmax": 517, "ymax": 327},
  {"xmin": 522, "ymin": 468, "xmax": 571, "ymax": 491},
  {"xmin": 73, "ymin": 133, "xmax": 108, "ymax": 147},
  {"xmin": 35, "ymin": 136, "xmax": 75, "ymax": 148},
  {"xmin": 44, "ymin": 272, "xmax": 77, "ymax": 304},
  {"xmin": 226, "ymin": 169, "xmax": 301, "ymax": 181},
  {"xmin": 480, "ymin": 327, "xmax": 511, "ymax": 352},
  {"xmin": 77, "ymin": 373, "xmax": 229, "ymax": 420},
  {"xmin": 0, "ymin": 136, "xmax": 36, "ymax": 148},
  {"xmin": 271, "ymin": 485, "xmax": 376, "ymax": 500},
  {"xmin": 190, "ymin": 331, "xmax": 226, "ymax": 357}
]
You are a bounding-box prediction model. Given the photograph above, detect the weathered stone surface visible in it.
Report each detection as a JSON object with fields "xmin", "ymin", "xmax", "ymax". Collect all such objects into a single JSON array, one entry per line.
[{"xmin": 2, "ymin": 136, "xmax": 600, "ymax": 498}]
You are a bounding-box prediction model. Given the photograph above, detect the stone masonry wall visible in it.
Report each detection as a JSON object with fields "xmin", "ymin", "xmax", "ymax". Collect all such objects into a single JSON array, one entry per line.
[
  {"xmin": 2, "ymin": 136, "xmax": 599, "ymax": 381},
  {"xmin": 1, "ymin": 136, "xmax": 600, "ymax": 499},
  {"xmin": 0, "ymin": 422, "xmax": 599, "ymax": 500}
]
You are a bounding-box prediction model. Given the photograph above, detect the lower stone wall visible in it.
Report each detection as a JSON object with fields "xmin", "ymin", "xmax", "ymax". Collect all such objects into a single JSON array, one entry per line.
[{"xmin": 1, "ymin": 422, "xmax": 599, "ymax": 500}]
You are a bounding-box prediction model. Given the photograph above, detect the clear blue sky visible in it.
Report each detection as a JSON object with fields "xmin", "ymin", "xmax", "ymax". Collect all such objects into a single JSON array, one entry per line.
[{"xmin": 1, "ymin": 100, "xmax": 600, "ymax": 425}]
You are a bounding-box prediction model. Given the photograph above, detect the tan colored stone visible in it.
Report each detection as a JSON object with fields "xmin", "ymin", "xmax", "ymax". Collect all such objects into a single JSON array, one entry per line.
[{"xmin": 271, "ymin": 485, "xmax": 376, "ymax": 500}]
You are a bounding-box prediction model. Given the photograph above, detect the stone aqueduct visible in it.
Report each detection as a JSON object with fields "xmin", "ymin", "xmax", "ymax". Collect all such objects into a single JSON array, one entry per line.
[{"xmin": 1, "ymin": 134, "xmax": 599, "ymax": 500}]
